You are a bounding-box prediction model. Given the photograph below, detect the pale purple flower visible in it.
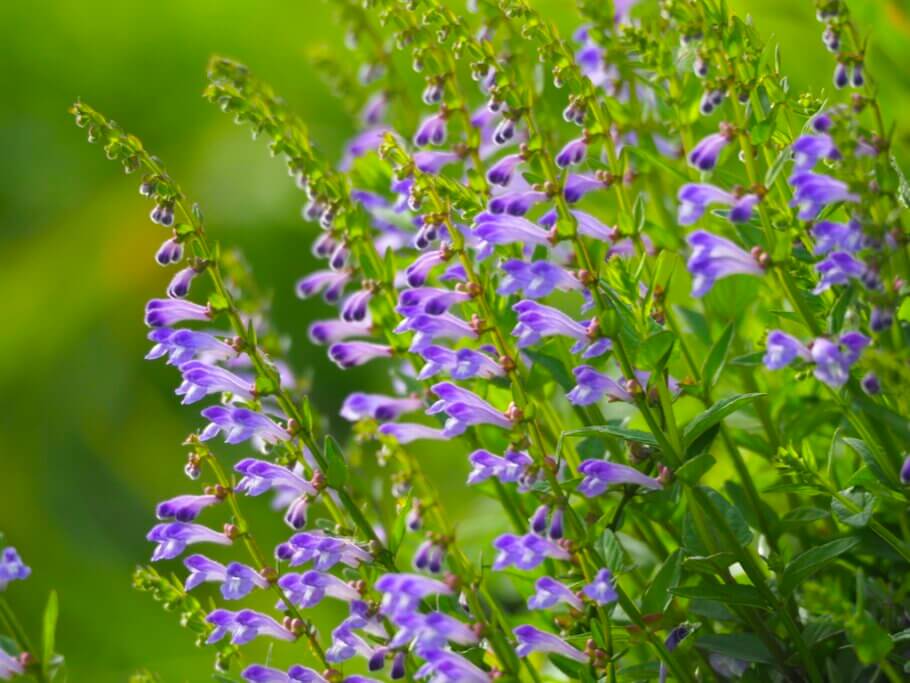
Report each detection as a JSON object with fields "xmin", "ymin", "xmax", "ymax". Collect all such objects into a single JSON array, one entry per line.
[
  {"xmin": 145, "ymin": 328, "xmax": 234, "ymax": 366},
  {"xmin": 763, "ymin": 331, "xmax": 810, "ymax": 370},
  {"xmin": 308, "ymin": 319, "xmax": 372, "ymax": 345},
  {"xmin": 489, "ymin": 190, "xmax": 548, "ymax": 216},
  {"xmin": 789, "ymin": 171, "xmax": 859, "ymax": 220},
  {"xmin": 0, "ymin": 649, "xmax": 24, "ymax": 679},
  {"xmin": 296, "ymin": 269, "xmax": 350, "ymax": 303},
  {"xmin": 176, "ymin": 361, "xmax": 253, "ymax": 404},
  {"xmin": 361, "ymin": 92, "xmax": 387, "ymax": 126},
  {"xmin": 278, "ymin": 571, "xmax": 360, "ymax": 608},
  {"xmin": 406, "ymin": 250, "xmax": 447, "ymax": 287},
  {"xmin": 677, "ymin": 184, "xmax": 759, "ymax": 225},
  {"xmin": 492, "ymin": 533, "xmax": 570, "ymax": 570},
  {"xmin": 154, "ymin": 237, "xmax": 183, "ymax": 265},
  {"xmin": 467, "ymin": 449, "xmax": 532, "ymax": 486},
  {"xmin": 167, "ymin": 267, "xmax": 199, "ymax": 299},
  {"xmin": 556, "ymin": 137, "xmax": 588, "ymax": 167},
  {"xmin": 341, "ymin": 393, "xmax": 423, "ymax": 422},
  {"xmin": 577, "ymin": 459, "xmax": 662, "ymax": 497},
  {"xmin": 528, "ymin": 577, "xmax": 583, "ymax": 611},
  {"xmin": 813, "ymin": 252, "xmax": 866, "ymax": 293},
  {"xmin": 396, "ymin": 313, "xmax": 477, "ymax": 353},
  {"xmin": 375, "ymin": 573, "xmax": 453, "ymax": 618},
  {"xmin": 514, "ymin": 625, "xmax": 588, "ymax": 662},
  {"xmin": 340, "ymin": 289, "xmax": 373, "ymax": 322},
  {"xmin": 235, "ymin": 458, "xmax": 316, "ymax": 499},
  {"xmin": 341, "ymin": 127, "xmax": 390, "ymax": 170},
  {"xmin": 472, "ymin": 213, "xmax": 552, "ymax": 247},
  {"xmin": 567, "ymin": 366, "xmax": 633, "ymax": 405},
  {"xmin": 275, "ymin": 532, "xmax": 372, "ymax": 571},
  {"xmin": 184, "ymin": 555, "xmax": 268, "ymax": 599},
  {"xmin": 156, "ymin": 494, "xmax": 220, "ymax": 522},
  {"xmin": 414, "ymin": 151, "xmax": 460, "ymax": 174},
  {"xmin": 428, "ymin": 382, "xmax": 511, "ymax": 436},
  {"xmin": 417, "ymin": 345, "xmax": 503, "ymax": 381},
  {"xmin": 498, "ymin": 260, "xmax": 581, "ymax": 299},
  {"xmin": 147, "ymin": 522, "xmax": 231, "ymax": 561},
  {"xmin": 686, "ymin": 230, "xmax": 763, "ymax": 297},
  {"xmin": 329, "ymin": 342, "xmax": 393, "ymax": 368},
  {"xmin": 145, "ymin": 298, "xmax": 211, "ymax": 327},
  {"xmin": 326, "ymin": 619, "xmax": 380, "ymax": 664},
  {"xmin": 389, "ymin": 611, "xmax": 478, "ymax": 650},
  {"xmin": 564, "ymin": 173, "xmax": 604, "ymax": 202},
  {"xmin": 378, "ymin": 422, "xmax": 448, "ymax": 443},
  {"xmin": 583, "ymin": 568, "xmax": 618, "ymax": 604},
  {"xmin": 792, "ymin": 134, "xmax": 840, "ymax": 171},
  {"xmin": 811, "ymin": 332, "xmax": 869, "ymax": 388},
  {"xmin": 414, "ymin": 113, "xmax": 447, "ymax": 147},
  {"xmin": 688, "ymin": 132, "xmax": 729, "ymax": 171},
  {"xmin": 487, "ymin": 153, "xmax": 523, "ymax": 186},
  {"xmin": 811, "ymin": 219, "xmax": 864, "ymax": 254},
  {"xmin": 512, "ymin": 300, "xmax": 608, "ymax": 357},
  {"xmin": 398, "ymin": 287, "xmax": 470, "ymax": 317},
  {"xmin": 572, "ymin": 210, "xmax": 615, "ymax": 241},
  {"xmin": 0, "ymin": 548, "xmax": 30, "ymax": 590},
  {"xmin": 206, "ymin": 608, "xmax": 296, "ymax": 646},
  {"xmin": 414, "ymin": 649, "xmax": 489, "ymax": 683},
  {"xmin": 199, "ymin": 406, "xmax": 290, "ymax": 446}
]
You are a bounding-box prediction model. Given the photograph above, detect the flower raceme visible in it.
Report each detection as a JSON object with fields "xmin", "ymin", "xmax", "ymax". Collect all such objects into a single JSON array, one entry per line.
[{"xmin": 69, "ymin": 0, "xmax": 910, "ymax": 681}]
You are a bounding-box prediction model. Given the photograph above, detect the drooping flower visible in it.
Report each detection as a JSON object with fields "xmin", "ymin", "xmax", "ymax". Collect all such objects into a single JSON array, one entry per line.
[
  {"xmin": 405, "ymin": 250, "xmax": 447, "ymax": 287},
  {"xmin": 688, "ymin": 131, "xmax": 730, "ymax": 171},
  {"xmin": 275, "ymin": 532, "xmax": 372, "ymax": 571},
  {"xmin": 686, "ymin": 230, "xmax": 764, "ymax": 297},
  {"xmin": 514, "ymin": 624, "xmax": 588, "ymax": 662},
  {"xmin": 583, "ymin": 568, "xmax": 618, "ymax": 604},
  {"xmin": 340, "ymin": 393, "xmax": 423, "ymax": 422},
  {"xmin": 145, "ymin": 298, "xmax": 211, "ymax": 327},
  {"xmin": 556, "ymin": 137, "xmax": 588, "ymax": 167},
  {"xmin": 147, "ymin": 522, "xmax": 231, "ymax": 561},
  {"xmin": 577, "ymin": 459, "xmax": 662, "ymax": 497},
  {"xmin": 492, "ymin": 533, "xmax": 570, "ymax": 570},
  {"xmin": 528, "ymin": 576, "xmax": 583, "ymax": 611},
  {"xmin": 487, "ymin": 153, "xmax": 523, "ymax": 186},
  {"xmin": 428, "ymin": 382, "xmax": 512, "ymax": 436},
  {"xmin": 206, "ymin": 609, "xmax": 296, "ymax": 646},
  {"xmin": 156, "ymin": 494, "xmax": 221, "ymax": 522},
  {"xmin": 564, "ymin": 173, "xmax": 604, "ymax": 202},
  {"xmin": 677, "ymin": 184, "xmax": 759, "ymax": 225},
  {"xmin": 199, "ymin": 406, "xmax": 291, "ymax": 446},
  {"xmin": 488, "ymin": 190, "xmax": 549, "ymax": 216},
  {"xmin": 0, "ymin": 547, "xmax": 31, "ymax": 590},
  {"xmin": 397, "ymin": 287, "xmax": 470, "ymax": 317},
  {"xmin": 414, "ymin": 113, "xmax": 447, "ymax": 147},
  {"xmin": 176, "ymin": 361, "xmax": 254, "ymax": 404},
  {"xmin": 329, "ymin": 342, "xmax": 393, "ymax": 369}
]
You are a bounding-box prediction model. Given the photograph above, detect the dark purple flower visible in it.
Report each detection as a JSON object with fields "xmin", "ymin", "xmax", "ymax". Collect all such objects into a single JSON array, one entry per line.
[
  {"xmin": 833, "ymin": 62, "xmax": 849, "ymax": 88},
  {"xmin": 166, "ymin": 267, "xmax": 198, "ymax": 299},
  {"xmin": 871, "ymin": 307, "xmax": 893, "ymax": 332},
  {"xmin": 688, "ymin": 132, "xmax": 729, "ymax": 171},
  {"xmin": 398, "ymin": 287, "xmax": 470, "ymax": 317},
  {"xmin": 340, "ymin": 393, "xmax": 423, "ymax": 422},
  {"xmin": 514, "ymin": 625, "xmax": 588, "ymax": 662},
  {"xmin": 488, "ymin": 190, "xmax": 548, "ymax": 216},
  {"xmin": 414, "ymin": 113, "xmax": 447, "ymax": 147},
  {"xmin": 528, "ymin": 576, "xmax": 583, "ymax": 611},
  {"xmin": 861, "ymin": 372, "xmax": 881, "ymax": 395},
  {"xmin": 530, "ymin": 504, "xmax": 549, "ymax": 534},
  {"xmin": 0, "ymin": 547, "xmax": 30, "ymax": 590},
  {"xmin": 155, "ymin": 237, "xmax": 183, "ymax": 265},
  {"xmin": 901, "ymin": 456, "xmax": 910, "ymax": 485},
  {"xmin": 492, "ymin": 533, "xmax": 570, "ymax": 570},
  {"xmin": 763, "ymin": 331, "xmax": 810, "ymax": 370},
  {"xmin": 792, "ymin": 134, "xmax": 840, "ymax": 172},
  {"xmin": 156, "ymin": 494, "xmax": 220, "ymax": 522},
  {"xmin": 811, "ymin": 219, "xmax": 863, "ymax": 254},
  {"xmin": 583, "ymin": 568, "xmax": 618, "ymax": 604},
  {"xmin": 577, "ymin": 459, "xmax": 662, "ymax": 497},
  {"xmin": 340, "ymin": 289, "xmax": 373, "ymax": 322},
  {"xmin": 329, "ymin": 342, "xmax": 393, "ymax": 369},
  {"xmin": 147, "ymin": 522, "xmax": 231, "ymax": 561},
  {"xmin": 405, "ymin": 250, "xmax": 447, "ymax": 287},
  {"xmin": 487, "ymin": 153, "xmax": 523, "ymax": 186},
  {"xmin": 789, "ymin": 171, "xmax": 859, "ymax": 220},
  {"xmin": 813, "ymin": 252, "xmax": 866, "ymax": 294},
  {"xmin": 145, "ymin": 298, "xmax": 211, "ymax": 327},
  {"xmin": 686, "ymin": 230, "xmax": 764, "ymax": 297},
  {"xmin": 556, "ymin": 137, "xmax": 588, "ymax": 167}
]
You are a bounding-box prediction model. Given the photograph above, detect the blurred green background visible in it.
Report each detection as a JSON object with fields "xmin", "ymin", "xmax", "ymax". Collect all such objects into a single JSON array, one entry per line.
[{"xmin": 1, "ymin": 1, "xmax": 908, "ymax": 680}]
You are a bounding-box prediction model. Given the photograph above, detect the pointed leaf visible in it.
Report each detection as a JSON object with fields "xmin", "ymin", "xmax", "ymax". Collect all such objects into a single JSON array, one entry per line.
[{"xmin": 682, "ymin": 393, "xmax": 763, "ymax": 449}]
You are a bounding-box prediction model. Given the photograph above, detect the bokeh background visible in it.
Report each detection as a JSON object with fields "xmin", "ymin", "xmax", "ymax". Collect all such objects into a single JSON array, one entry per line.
[{"xmin": 1, "ymin": 1, "xmax": 908, "ymax": 680}]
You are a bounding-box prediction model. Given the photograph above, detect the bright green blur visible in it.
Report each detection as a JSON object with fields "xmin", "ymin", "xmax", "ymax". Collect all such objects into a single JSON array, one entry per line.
[{"xmin": 0, "ymin": 1, "xmax": 907, "ymax": 680}]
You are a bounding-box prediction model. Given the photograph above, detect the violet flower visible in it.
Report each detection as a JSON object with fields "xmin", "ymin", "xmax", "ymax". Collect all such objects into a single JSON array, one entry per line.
[
  {"xmin": 278, "ymin": 571, "xmax": 360, "ymax": 608},
  {"xmin": 792, "ymin": 134, "xmax": 840, "ymax": 171},
  {"xmin": 176, "ymin": 360, "xmax": 253, "ymax": 404},
  {"xmin": 340, "ymin": 393, "xmax": 423, "ymax": 422},
  {"xmin": 577, "ymin": 459, "xmax": 662, "ymax": 497},
  {"xmin": 296, "ymin": 269, "xmax": 350, "ymax": 303},
  {"xmin": 329, "ymin": 342, "xmax": 393, "ymax": 369},
  {"xmin": 498, "ymin": 260, "xmax": 581, "ymax": 299},
  {"xmin": 417, "ymin": 345, "xmax": 504, "ymax": 381},
  {"xmin": 199, "ymin": 406, "xmax": 291, "ymax": 446},
  {"xmin": 428, "ymin": 382, "xmax": 512, "ymax": 436},
  {"xmin": 514, "ymin": 625, "xmax": 588, "ymax": 662},
  {"xmin": 275, "ymin": 532, "xmax": 371, "ymax": 571},
  {"xmin": 0, "ymin": 548, "xmax": 30, "ymax": 590},
  {"xmin": 206, "ymin": 608, "xmax": 296, "ymax": 646},
  {"xmin": 583, "ymin": 568, "xmax": 618, "ymax": 604},
  {"xmin": 156, "ymin": 494, "xmax": 221, "ymax": 522},
  {"xmin": 0, "ymin": 650, "xmax": 23, "ymax": 679},
  {"xmin": 688, "ymin": 131, "xmax": 730, "ymax": 171},
  {"xmin": 677, "ymin": 184, "xmax": 759, "ymax": 225},
  {"xmin": 467, "ymin": 449, "xmax": 533, "ymax": 486},
  {"xmin": 414, "ymin": 151, "xmax": 460, "ymax": 174},
  {"xmin": 487, "ymin": 153, "xmax": 523, "ymax": 186},
  {"xmin": 147, "ymin": 522, "xmax": 231, "ymax": 561},
  {"xmin": 473, "ymin": 213, "xmax": 552, "ymax": 247},
  {"xmin": 388, "ymin": 611, "xmax": 478, "ymax": 650},
  {"xmin": 813, "ymin": 252, "xmax": 866, "ymax": 294},
  {"xmin": 564, "ymin": 174, "xmax": 604, "ymax": 202},
  {"xmin": 811, "ymin": 332, "xmax": 869, "ymax": 388},
  {"xmin": 789, "ymin": 172, "xmax": 859, "ymax": 220},
  {"xmin": 378, "ymin": 422, "xmax": 448, "ymax": 443},
  {"xmin": 762, "ymin": 331, "xmax": 810, "ymax": 370},
  {"xmin": 414, "ymin": 649, "xmax": 489, "ymax": 683},
  {"xmin": 145, "ymin": 298, "xmax": 211, "ymax": 327},
  {"xmin": 492, "ymin": 533, "xmax": 570, "ymax": 570},
  {"xmin": 528, "ymin": 577, "xmax": 583, "ymax": 611},
  {"xmin": 556, "ymin": 137, "xmax": 588, "ymax": 167},
  {"xmin": 374, "ymin": 573, "xmax": 453, "ymax": 618},
  {"xmin": 414, "ymin": 113, "xmax": 447, "ymax": 147},
  {"xmin": 184, "ymin": 555, "xmax": 268, "ymax": 599},
  {"xmin": 397, "ymin": 287, "xmax": 470, "ymax": 317},
  {"xmin": 395, "ymin": 313, "xmax": 477, "ymax": 353},
  {"xmin": 811, "ymin": 219, "xmax": 863, "ymax": 254},
  {"xmin": 145, "ymin": 328, "xmax": 234, "ymax": 366},
  {"xmin": 686, "ymin": 230, "xmax": 764, "ymax": 297}
]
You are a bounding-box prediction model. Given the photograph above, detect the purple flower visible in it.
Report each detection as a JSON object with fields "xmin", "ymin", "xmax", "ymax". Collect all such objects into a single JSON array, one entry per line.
[
  {"xmin": 396, "ymin": 313, "xmax": 477, "ymax": 353},
  {"xmin": 789, "ymin": 172, "xmax": 859, "ymax": 220},
  {"xmin": 514, "ymin": 625, "xmax": 588, "ymax": 662},
  {"xmin": 145, "ymin": 328, "xmax": 234, "ymax": 366},
  {"xmin": 308, "ymin": 319, "xmax": 372, "ymax": 345},
  {"xmin": 374, "ymin": 573, "xmax": 453, "ymax": 618},
  {"xmin": 406, "ymin": 250, "xmax": 447, "ymax": 287},
  {"xmin": 488, "ymin": 190, "xmax": 548, "ymax": 217},
  {"xmin": 145, "ymin": 299, "xmax": 211, "ymax": 327},
  {"xmin": 792, "ymin": 134, "xmax": 840, "ymax": 172},
  {"xmin": 199, "ymin": 406, "xmax": 290, "ymax": 446},
  {"xmin": 206, "ymin": 608, "xmax": 296, "ymax": 646},
  {"xmin": 660, "ymin": 625, "xmax": 693, "ymax": 683},
  {"xmin": 0, "ymin": 547, "xmax": 31, "ymax": 590},
  {"xmin": 428, "ymin": 382, "xmax": 511, "ymax": 436},
  {"xmin": 467, "ymin": 449, "xmax": 532, "ymax": 486},
  {"xmin": 378, "ymin": 422, "xmax": 448, "ymax": 443},
  {"xmin": 184, "ymin": 555, "xmax": 267, "ymax": 599},
  {"xmin": 166, "ymin": 267, "xmax": 199, "ymax": 299},
  {"xmin": 0, "ymin": 649, "xmax": 24, "ymax": 678},
  {"xmin": 811, "ymin": 219, "xmax": 864, "ymax": 254},
  {"xmin": 498, "ymin": 260, "xmax": 581, "ymax": 298},
  {"xmin": 414, "ymin": 150, "xmax": 460, "ymax": 174},
  {"xmin": 572, "ymin": 210, "xmax": 615, "ymax": 241},
  {"xmin": 583, "ymin": 568, "xmax": 618, "ymax": 604},
  {"xmin": 361, "ymin": 92, "xmax": 387, "ymax": 126},
  {"xmin": 861, "ymin": 372, "xmax": 881, "ymax": 395},
  {"xmin": 329, "ymin": 342, "xmax": 393, "ymax": 368},
  {"xmin": 901, "ymin": 456, "xmax": 910, "ymax": 485},
  {"xmin": 155, "ymin": 237, "xmax": 183, "ymax": 265},
  {"xmin": 278, "ymin": 571, "xmax": 360, "ymax": 608},
  {"xmin": 813, "ymin": 252, "xmax": 866, "ymax": 294},
  {"xmin": 871, "ymin": 307, "xmax": 893, "ymax": 332},
  {"xmin": 834, "ymin": 62, "xmax": 849, "ymax": 88},
  {"xmin": 326, "ymin": 619, "xmax": 380, "ymax": 664},
  {"xmin": 341, "ymin": 127, "xmax": 390, "ymax": 170},
  {"xmin": 528, "ymin": 577, "xmax": 583, "ymax": 611},
  {"xmin": 275, "ymin": 532, "xmax": 371, "ymax": 571},
  {"xmin": 492, "ymin": 533, "xmax": 570, "ymax": 570},
  {"xmin": 487, "ymin": 153, "xmax": 523, "ymax": 186},
  {"xmin": 556, "ymin": 137, "xmax": 588, "ymax": 167},
  {"xmin": 565, "ymin": 174, "xmax": 604, "ymax": 202},
  {"xmin": 513, "ymin": 300, "xmax": 608, "ymax": 357},
  {"xmin": 341, "ymin": 393, "xmax": 423, "ymax": 422},
  {"xmin": 340, "ymin": 289, "xmax": 373, "ymax": 323},
  {"xmin": 577, "ymin": 459, "xmax": 662, "ymax": 497},
  {"xmin": 688, "ymin": 132, "xmax": 730, "ymax": 171},
  {"xmin": 417, "ymin": 345, "xmax": 504, "ymax": 381},
  {"xmin": 567, "ymin": 366, "xmax": 631, "ymax": 405},
  {"xmin": 389, "ymin": 611, "xmax": 478, "ymax": 650},
  {"xmin": 414, "ymin": 113, "xmax": 447, "ymax": 147},
  {"xmin": 156, "ymin": 494, "xmax": 220, "ymax": 522},
  {"xmin": 296, "ymin": 269, "xmax": 350, "ymax": 303},
  {"xmin": 398, "ymin": 287, "xmax": 470, "ymax": 317},
  {"xmin": 176, "ymin": 360, "xmax": 253, "ymax": 404},
  {"xmin": 686, "ymin": 230, "xmax": 764, "ymax": 297},
  {"xmin": 811, "ymin": 332, "xmax": 869, "ymax": 388},
  {"xmin": 763, "ymin": 331, "xmax": 810, "ymax": 370},
  {"xmin": 677, "ymin": 184, "xmax": 759, "ymax": 225},
  {"xmin": 414, "ymin": 649, "xmax": 489, "ymax": 683},
  {"xmin": 147, "ymin": 522, "xmax": 231, "ymax": 561},
  {"xmin": 473, "ymin": 213, "xmax": 552, "ymax": 247},
  {"xmin": 236, "ymin": 459, "xmax": 316, "ymax": 498}
]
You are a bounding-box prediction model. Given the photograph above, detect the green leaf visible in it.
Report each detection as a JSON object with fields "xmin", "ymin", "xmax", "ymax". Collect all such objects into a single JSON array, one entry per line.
[
  {"xmin": 683, "ymin": 487, "xmax": 753, "ymax": 553},
  {"xmin": 764, "ymin": 147, "xmax": 790, "ymax": 187},
  {"xmin": 832, "ymin": 490, "xmax": 874, "ymax": 528},
  {"xmin": 670, "ymin": 583, "xmax": 767, "ymax": 609},
  {"xmin": 323, "ymin": 435, "xmax": 348, "ymax": 489},
  {"xmin": 676, "ymin": 453, "xmax": 716, "ymax": 485},
  {"xmin": 682, "ymin": 553, "xmax": 737, "ymax": 574},
  {"xmin": 701, "ymin": 323, "xmax": 734, "ymax": 392},
  {"xmin": 561, "ymin": 425, "xmax": 658, "ymax": 448},
  {"xmin": 389, "ymin": 492, "xmax": 413, "ymax": 556},
  {"xmin": 641, "ymin": 550, "xmax": 682, "ymax": 614},
  {"xmin": 524, "ymin": 349, "xmax": 574, "ymax": 392},
  {"xmin": 779, "ymin": 536, "xmax": 861, "ymax": 595},
  {"xmin": 682, "ymin": 393, "xmax": 763, "ymax": 449},
  {"xmin": 42, "ymin": 590, "xmax": 58, "ymax": 675},
  {"xmin": 846, "ymin": 612, "xmax": 893, "ymax": 664},
  {"xmin": 780, "ymin": 507, "xmax": 829, "ymax": 526},
  {"xmin": 696, "ymin": 633, "xmax": 773, "ymax": 663},
  {"xmin": 842, "ymin": 437, "xmax": 890, "ymax": 487},
  {"xmin": 638, "ymin": 331, "xmax": 676, "ymax": 372},
  {"xmin": 597, "ymin": 529, "xmax": 626, "ymax": 573}
]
